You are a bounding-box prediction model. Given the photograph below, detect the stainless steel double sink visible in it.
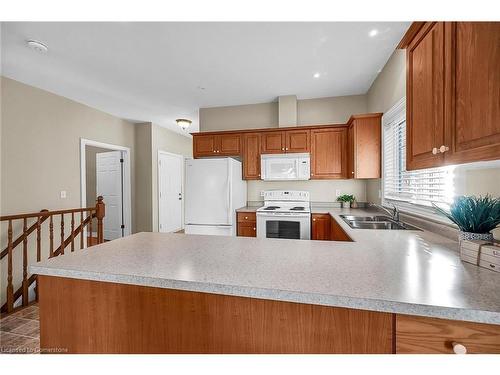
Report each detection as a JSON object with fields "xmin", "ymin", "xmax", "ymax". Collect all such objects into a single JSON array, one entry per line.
[{"xmin": 339, "ymin": 215, "xmax": 421, "ymax": 230}]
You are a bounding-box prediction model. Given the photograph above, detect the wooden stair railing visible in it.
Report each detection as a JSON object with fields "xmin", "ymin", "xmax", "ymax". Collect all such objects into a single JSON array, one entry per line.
[{"xmin": 0, "ymin": 196, "xmax": 105, "ymax": 314}]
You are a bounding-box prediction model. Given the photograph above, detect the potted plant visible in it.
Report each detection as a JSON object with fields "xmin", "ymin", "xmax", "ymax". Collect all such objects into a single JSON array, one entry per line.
[
  {"xmin": 337, "ymin": 194, "xmax": 355, "ymax": 209},
  {"xmin": 433, "ymin": 195, "xmax": 500, "ymax": 242}
]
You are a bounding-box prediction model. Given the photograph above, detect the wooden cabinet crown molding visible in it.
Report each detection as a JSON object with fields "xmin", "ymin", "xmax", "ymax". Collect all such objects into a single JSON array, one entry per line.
[{"xmin": 397, "ymin": 22, "xmax": 427, "ymax": 49}]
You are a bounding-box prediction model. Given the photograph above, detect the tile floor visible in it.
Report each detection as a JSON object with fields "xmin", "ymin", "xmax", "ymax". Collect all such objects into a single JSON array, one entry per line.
[{"xmin": 0, "ymin": 304, "xmax": 40, "ymax": 354}]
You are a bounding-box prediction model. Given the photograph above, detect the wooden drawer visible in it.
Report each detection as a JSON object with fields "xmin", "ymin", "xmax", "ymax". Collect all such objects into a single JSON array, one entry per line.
[
  {"xmin": 237, "ymin": 212, "xmax": 256, "ymax": 223},
  {"xmin": 396, "ymin": 314, "xmax": 500, "ymax": 354}
]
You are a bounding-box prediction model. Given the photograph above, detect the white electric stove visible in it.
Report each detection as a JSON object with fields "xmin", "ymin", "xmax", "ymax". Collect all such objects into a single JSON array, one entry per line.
[{"xmin": 256, "ymin": 190, "xmax": 311, "ymax": 240}]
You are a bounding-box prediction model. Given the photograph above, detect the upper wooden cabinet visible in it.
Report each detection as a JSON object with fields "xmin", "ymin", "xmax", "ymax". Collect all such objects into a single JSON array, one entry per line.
[
  {"xmin": 347, "ymin": 114, "xmax": 382, "ymax": 179},
  {"xmin": 402, "ymin": 22, "xmax": 500, "ymax": 170},
  {"xmin": 310, "ymin": 128, "xmax": 347, "ymax": 179},
  {"xmin": 242, "ymin": 132, "xmax": 261, "ymax": 180},
  {"xmin": 261, "ymin": 129, "xmax": 310, "ymax": 154},
  {"xmin": 285, "ymin": 129, "xmax": 310, "ymax": 153},
  {"xmin": 260, "ymin": 131, "xmax": 284, "ymax": 153},
  {"xmin": 193, "ymin": 133, "xmax": 241, "ymax": 158},
  {"xmin": 406, "ymin": 22, "xmax": 446, "ymax": 170},
  {"xmin": 447, "ymin": 22, "xmax": 500, "ymax": 164}
]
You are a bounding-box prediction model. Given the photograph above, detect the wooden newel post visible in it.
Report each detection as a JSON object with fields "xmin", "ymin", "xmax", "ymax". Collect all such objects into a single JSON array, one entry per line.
[{"xmin": 96, "ymin": 196, "xmax": 105, "ymax": 244}]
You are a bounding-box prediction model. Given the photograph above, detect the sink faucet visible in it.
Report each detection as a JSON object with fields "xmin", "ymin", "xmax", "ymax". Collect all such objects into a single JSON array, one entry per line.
[{"xmin": 370, "ymin": 203, "xmax": 400, "ymax": 222}]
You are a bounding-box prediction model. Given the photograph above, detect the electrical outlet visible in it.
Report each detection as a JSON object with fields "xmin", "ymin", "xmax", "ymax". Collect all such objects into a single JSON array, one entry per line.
[
  {"xmin": 335, "ymin": 189, "xmax": 341, "ymax": 197},
  {"xmin": 60, "ymin": 190, "xmax": 67, "ymax": 199}
]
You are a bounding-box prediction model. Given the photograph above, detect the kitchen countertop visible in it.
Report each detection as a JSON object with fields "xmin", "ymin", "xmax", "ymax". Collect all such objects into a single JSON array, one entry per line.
[
  {"xmin": 31, "ymin": 208, "xmax": 500, "ymax": 325},
  {"xmin": 235, "ymin": 206, "xmax": 261, "ymax": 212}
]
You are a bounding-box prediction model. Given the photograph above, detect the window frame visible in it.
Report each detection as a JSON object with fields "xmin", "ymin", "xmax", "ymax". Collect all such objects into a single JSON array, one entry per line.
[{"xmin": 381, "ymin": 97, "xmax": 453, "ymax": 224}]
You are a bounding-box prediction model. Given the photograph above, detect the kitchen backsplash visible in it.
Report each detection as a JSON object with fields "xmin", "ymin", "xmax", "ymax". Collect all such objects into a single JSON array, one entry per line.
[{"xmin": 247, "ymin": 179, "xmax": 368, "ymax": 202}]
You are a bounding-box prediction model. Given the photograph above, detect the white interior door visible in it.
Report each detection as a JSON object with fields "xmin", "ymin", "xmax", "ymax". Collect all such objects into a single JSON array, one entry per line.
[
  {"xmin": 96, "ymin": 151, "xmax": 123, "ymax": 240},
  {"xmin": 159, "ymin": 152, "xmax": 183, "ymax": 233}
]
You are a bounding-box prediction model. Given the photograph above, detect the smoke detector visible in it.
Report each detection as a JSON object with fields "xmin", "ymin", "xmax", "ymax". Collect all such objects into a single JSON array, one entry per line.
[{"xmin": 26, "ymin": 40, "xmax": 48, "ymax": 54}]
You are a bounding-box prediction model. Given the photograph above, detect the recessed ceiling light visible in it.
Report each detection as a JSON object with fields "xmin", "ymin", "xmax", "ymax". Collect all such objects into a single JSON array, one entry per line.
[
  {"xmin": 369, "ymin": 29, "xmax": 379, "ymax": 37},
  {"xmin": 313, "ymin": 72, "xmax": 320, "ymax": 78},
  {"xmin": 26, "ymin": 40, "xmax": 48, "ymax": 53}
]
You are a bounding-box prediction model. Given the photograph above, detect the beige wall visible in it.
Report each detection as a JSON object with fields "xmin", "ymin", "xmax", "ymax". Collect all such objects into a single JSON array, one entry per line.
[
  {"xmin": 0, "ymin": 77, "xmax": 137, "ymax": 304},
  {"xmin": 199, "ymin": 95, "xmax": 368, "ymax": 132},
  {"xmin": 297, "ymin": 95, "xmax": 367, "ymax": 125},
  {"xmin": 200, "ymin": 102, "xmax": 279, "ymax": 132},
  {"xmin": 248, "ymin": 180, "xmax": 367, "ymax": 203},
  {"xmin": 151, "ymin": 123, "xmax": 192, "ymax": 232},
  {"xmin": 134, "ymin": 122, "xmax": 153, "ymax": 232},
  {"xmin": 365, "ymin": 50, "xmax": 407, "ymax": 204}
]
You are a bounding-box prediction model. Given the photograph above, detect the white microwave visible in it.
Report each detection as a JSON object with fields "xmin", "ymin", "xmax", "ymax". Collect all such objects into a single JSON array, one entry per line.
[{"xmin": 260, "ymin": 153, "xmax": 310, "ymax": 181}]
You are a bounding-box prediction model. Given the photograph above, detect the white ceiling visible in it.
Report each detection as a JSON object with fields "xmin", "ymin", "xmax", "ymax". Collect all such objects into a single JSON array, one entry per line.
[{"xmin": 1, "ymin": 22, "xmax": 410, "ymax": 135}]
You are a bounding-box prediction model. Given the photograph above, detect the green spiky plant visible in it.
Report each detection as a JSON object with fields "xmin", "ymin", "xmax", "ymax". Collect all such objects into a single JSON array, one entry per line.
[{"xmin": 433, "ymin": 195, "xmax": 500, "ymax": 234}]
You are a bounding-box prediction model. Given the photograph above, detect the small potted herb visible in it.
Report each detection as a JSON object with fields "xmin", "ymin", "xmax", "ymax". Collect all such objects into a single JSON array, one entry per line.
[
  {"xmin": 337, "ymin": 194, "xmax": 355, "ymax": 209},
  {"xmin": 433, "ymin": 195, "xmax": 500, "ymax": 242}
]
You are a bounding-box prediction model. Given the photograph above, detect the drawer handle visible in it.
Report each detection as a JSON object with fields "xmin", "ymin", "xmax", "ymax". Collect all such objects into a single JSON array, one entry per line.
[
  {"xmin": 253, "ymin": 228, "xmax": 256, "ymax": 231},
  {"xmin": 452, "ymin": 342, "xmax": 467, "ymax": 354},
  {"xmin": 245, "ymin": 216, "xmax": 248, "ymax": 219}
]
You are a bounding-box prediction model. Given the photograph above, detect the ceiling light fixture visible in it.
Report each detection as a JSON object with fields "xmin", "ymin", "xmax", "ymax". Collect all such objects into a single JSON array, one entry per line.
[
  {"xmin": 313, "ymin": 72, "xmax": 320, "ymax": 78},
  {"xmin": 369, "ymin": 29, "xmax": 379, "ymax": 37},
  {"xmin": 26, "ymin": 40, "xmax": 48, "ymax": 53},
  {"xmin": 176, "ymin": 118, "xmax": 192, "ymax": 130}
]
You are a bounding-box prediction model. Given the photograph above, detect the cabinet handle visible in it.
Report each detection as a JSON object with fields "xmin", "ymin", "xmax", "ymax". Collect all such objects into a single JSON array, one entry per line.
[
  {"xmin": 452, "ymin": 342, "xmax": 467, "ymax": 354},
  {"xmin": 351, "ymin": 171, "xmax": 354, "ymax": 175},
  {"xmin": 253, "ymin": 228, "xmax": 256, "ymax": 231},
  {"xmin": 313, "ymin": 218, "xmax": 316, "ymax": 221},
  {"xmin": 439, "ymin": 145, "xmax": 449, "ymax": 153},
  {"xmin": 285, "ymin": 147, "xmax": 289, "ymax": 151},
  {"xmin": 432, "ymin": 145, "xmax": 450, "ymax": 155},
  {"xmin": 282, "ymin": 147, "xmax": 285, "ymax": 151},
  {"xmin": 213, "ymin": 150, "xmax": 216, "ymax": 153},
  {"xmin": 245, "ymin": 216, "xmax": 248, "ymax": 219}
]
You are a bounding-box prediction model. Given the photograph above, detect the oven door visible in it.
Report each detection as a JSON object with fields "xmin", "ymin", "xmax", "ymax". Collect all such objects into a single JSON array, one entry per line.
[{"xmin": 256, "ymin": 213, "xmax": 310, "ymax": 240}]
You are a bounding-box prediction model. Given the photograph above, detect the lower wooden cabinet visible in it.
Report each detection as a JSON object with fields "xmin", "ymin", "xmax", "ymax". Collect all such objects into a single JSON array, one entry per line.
[
  {"xmin": 396, "ymin": 314, "xmax": 500, "ymax": 354},
  {"xmin": 237, "ymin": 212, "xmax": 256, "ymax": 237},
  {"xmin": 311, "ymin": 214, "xmax": 352, "ymax": 242}
]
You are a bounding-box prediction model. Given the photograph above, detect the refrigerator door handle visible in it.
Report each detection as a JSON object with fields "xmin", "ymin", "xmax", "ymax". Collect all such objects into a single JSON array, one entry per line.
[{"xmin": 227, "ymin": 165, "xmax": 232, "ymax": 224}]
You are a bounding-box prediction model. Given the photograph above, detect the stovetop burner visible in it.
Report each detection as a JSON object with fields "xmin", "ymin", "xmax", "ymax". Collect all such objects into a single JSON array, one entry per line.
[
  {"xmin": 263, "ymin": 206, "xmax": 280, "ymax": 211},
  {"xmin": 290, "ymin": 207, "xmax": 305, "ymax": 211}
]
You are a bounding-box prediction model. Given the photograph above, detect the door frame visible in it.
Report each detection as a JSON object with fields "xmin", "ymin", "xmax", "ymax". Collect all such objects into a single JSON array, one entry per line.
[
  {"xmin": 80, "ymin": 138, "xmax": 132, "ymax": 238},
  {"xmin": 157, "ymin": 150, "xmax": 185, "ymax": 233}
]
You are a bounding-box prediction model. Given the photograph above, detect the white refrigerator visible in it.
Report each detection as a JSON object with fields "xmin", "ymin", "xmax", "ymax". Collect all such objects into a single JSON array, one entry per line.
[{"xmin": 185, "ymin": 158, "xmax": 247, "ymax": 236}]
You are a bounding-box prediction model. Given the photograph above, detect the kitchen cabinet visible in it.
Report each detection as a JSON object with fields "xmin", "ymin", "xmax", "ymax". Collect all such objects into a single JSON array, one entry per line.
[
  {"xmin": 237, "ymin": 212, "xmax": 256, "ymax": 237},
  {"xmin": 260, "ymin": 129, "xmax": 310, "ymax": 154},
  {"xmin": 330, "ymin": 217, "xmax": 352, "ymax": 241},
  {"xmin": 347, "ymin": 114, "xmax": 382, "ymax": 179},
  {"xmin": 261, "ymin": 131, "xmax": 285, "ymax": 154},
  {"xmin": 396, "ymin": 314, "xmax": 500, "ymax": 354},
  {"xmin": 193, "ymin": 133, "xmax": 241, "ymax": 158},
  {"xmin": 406, "ymin": 22, "xmax": 446, "ymax": 170},
  {"xmin": 310, "ymin": 128, "xmax": 347, "ymax": 179},
  {"xmin": 402, "ymin": 22, "xmax": 500, "ymax": 170},
  {"xmin": 285, "ymin": 129, "xmax": 310, "ymax": 153},
  {"xmin": 242, "ymin": 133, "xmax": 261, "ymax": 179},
  {"xmin": 446, "ymin": 22, "xmax": 500, "ymax": 165},
  {"xmin": 311, "ymin": 214, "xmax": 331, "ymax": 240}
]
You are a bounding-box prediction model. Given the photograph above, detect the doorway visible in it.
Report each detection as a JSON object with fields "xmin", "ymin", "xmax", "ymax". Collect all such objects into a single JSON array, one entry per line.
[
  {"xmin": 80, "ymin": 139, "xmax": 132, "ymax": 243},
  {"xmin": 158, "ymin": 151, "xmax": 184, "ymax": 233}
]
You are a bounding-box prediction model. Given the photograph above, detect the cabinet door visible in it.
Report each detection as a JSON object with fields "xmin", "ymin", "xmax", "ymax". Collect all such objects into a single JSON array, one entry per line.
[
  {"xmin": 218, "ymin": 134, "xmax": 241, "ymax": 156},
  {"xmin": 285, "ymin": 129, "xmax": 310, "ymax": 153},
  {"xmin": 261, "ymin": 132, "xmax": 285, "ymax": 154},
  {"xmin": 237, "ymin": 223, "xmax": 257, "ymax": 237},
  {"xmin": 446, "ymin": 22, "xmax": 500, "ymax": 164},
  {"xmin": 310, "ymin": 128, "xmax": 347, "ymax": 179},
  {"xmin": 406, "ymin": 22, "xmax": 446, "ymax": 170},
  {"xmin": 193, "ymin": 135, "xmax": 217, "ymax": 158},
  {"xmin": 242, "ymin": 133, "xmax": 261, "ymax": 180},
  {"xmin": 352, "ymin": 117, "xmax": 382, "ymax": 178},
  {"xmin": 311, "ymin": 214, "xmax": 331, "ymax": 240}
]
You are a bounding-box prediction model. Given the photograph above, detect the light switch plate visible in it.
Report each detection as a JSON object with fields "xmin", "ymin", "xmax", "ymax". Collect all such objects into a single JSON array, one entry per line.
[{"xmin": 60, "ymin": 190, "xmax": 67, "ymax": 199}]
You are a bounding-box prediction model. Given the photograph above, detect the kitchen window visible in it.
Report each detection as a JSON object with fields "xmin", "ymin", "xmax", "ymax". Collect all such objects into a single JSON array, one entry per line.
[{"xmin": 382, "ymin": 98, "xmax": 455, "ymax": 216}]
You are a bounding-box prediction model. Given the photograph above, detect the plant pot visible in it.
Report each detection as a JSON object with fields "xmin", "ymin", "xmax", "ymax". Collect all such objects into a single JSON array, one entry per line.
[
  {"xmin": 350, "ymin": 201, "xmax": 358, "ymax": 209},
  {"xmin": 458, "ymin": 231, "xmax": 494, "ymax": 243}
]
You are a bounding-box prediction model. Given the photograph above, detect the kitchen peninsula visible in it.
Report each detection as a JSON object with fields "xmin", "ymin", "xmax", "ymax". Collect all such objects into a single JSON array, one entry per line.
[{"xmin": 31, "ymin": 209, "xmax": 500, "ymax": 354}]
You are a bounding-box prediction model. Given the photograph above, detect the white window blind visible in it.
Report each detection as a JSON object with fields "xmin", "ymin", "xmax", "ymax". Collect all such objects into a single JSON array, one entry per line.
[{"xmin": 383, "ymin": 103, "xmax": 454, "ymax": 207}]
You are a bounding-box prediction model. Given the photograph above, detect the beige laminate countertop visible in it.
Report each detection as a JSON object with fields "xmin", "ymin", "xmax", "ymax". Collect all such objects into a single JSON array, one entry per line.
[{"xmin": 31, "ymin": 208, "xmax": 500, "ymax": 325}]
